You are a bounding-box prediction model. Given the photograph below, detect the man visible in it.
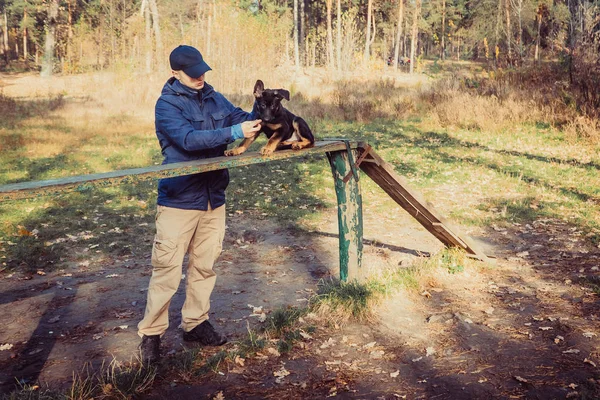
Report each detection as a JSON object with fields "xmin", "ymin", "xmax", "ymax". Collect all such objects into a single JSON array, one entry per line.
[{"xmin": 137, "ymin": 45, "xmax": 261, "ymax": 365}]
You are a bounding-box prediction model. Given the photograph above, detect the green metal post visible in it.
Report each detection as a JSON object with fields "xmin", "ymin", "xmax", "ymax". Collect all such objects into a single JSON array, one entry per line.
[{"xmin": 327, "ymin": 150, "xmax": 364, "ymax": 282}]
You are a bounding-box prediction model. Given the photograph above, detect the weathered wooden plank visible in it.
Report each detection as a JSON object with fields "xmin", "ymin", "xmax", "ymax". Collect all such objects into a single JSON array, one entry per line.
[
  {"xmin": 327, "ymin": 150, "xmax": 364, "ymax": 281},
  {"xmin": 0, "ymin": 141, "xmax": 359, "ymax": 202},
  {"xmin": 357, "ymin": 146, "xmax": 491, "ymax": 262}
]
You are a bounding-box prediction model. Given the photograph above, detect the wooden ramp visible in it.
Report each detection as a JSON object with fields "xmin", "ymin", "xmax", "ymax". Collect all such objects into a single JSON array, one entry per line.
[{"xmin": 354, "ymin": 144, "xmax": 491, "ymax": 263}]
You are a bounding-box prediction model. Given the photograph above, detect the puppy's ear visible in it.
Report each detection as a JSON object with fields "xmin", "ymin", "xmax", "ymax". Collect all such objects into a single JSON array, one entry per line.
[
  {"xmin": 274, "ymin": 89, "xmax": 290, "ymax": 101},
  {"xmin": 253, "ymin": 80, "xmax": 264, "ymax": 98}
]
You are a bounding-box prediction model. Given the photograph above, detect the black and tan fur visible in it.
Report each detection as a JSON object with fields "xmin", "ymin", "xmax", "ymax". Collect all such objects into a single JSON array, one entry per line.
[{"xmin": 224, "ymin": 80, "xmax": 315, "ymax": 157}]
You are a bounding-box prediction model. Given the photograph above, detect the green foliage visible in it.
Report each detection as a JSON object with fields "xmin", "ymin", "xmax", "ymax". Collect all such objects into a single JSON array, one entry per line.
[
  {"xmin": 441, "ymin": 249, "xmax": 465, "ymax": 274},
  {"xmin": 265, "ymin": 307, "xmax": 306, "ymax": 336},
  {"xmin": 313, "ymin": 278, "xmax": 377, "ymax": 321}
]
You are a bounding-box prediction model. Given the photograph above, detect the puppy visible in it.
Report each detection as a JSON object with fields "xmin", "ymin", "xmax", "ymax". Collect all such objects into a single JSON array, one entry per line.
[{"xmin": 225, "ymin": 80, "xmax": 315, "ymax": 157}]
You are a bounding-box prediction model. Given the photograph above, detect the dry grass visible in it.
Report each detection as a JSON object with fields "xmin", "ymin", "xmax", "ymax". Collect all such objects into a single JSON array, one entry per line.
[{"xmin": 419, "ymin": 65, "xmax": 600, "ymax": 142}]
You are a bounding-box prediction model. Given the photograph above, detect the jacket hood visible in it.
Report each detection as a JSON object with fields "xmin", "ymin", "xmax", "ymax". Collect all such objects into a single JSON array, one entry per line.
[{"xmin": 161, "ymin": 77, "xmax": 215, "ymax": 98}]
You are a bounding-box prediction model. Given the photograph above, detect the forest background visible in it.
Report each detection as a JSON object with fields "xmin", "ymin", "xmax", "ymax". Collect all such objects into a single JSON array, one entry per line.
[{"xmin": 0, "ymin": 0, "xmax": 598, "ymax": 122}]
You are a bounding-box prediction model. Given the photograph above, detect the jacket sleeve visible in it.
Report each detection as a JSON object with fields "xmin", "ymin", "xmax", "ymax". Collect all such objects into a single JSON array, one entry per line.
[
  {"xmin": 222, "ymin": 95, "xmax": 258, "ymax": 125},
  {"xmin": 155, "ymin": 98, "xmax": 236, "ymax": 152}
]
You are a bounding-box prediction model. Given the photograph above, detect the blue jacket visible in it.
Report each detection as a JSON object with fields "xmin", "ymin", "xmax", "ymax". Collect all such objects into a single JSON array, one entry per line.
[{"xmin": 155, "ymin": 78, "xmax": 253, "ymax": 210}]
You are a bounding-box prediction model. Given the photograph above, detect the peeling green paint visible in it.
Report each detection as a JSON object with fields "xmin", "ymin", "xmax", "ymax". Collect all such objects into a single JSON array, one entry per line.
[{"xmin": 327, "ymin": 150, "xmax": 364, "ymax": 282}]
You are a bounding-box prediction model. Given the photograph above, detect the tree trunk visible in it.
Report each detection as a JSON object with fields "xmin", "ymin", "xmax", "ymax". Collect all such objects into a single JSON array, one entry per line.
[
  {"xmin": 363, "ymin": 0, "xmax": 372, "ymax": 64},
  {"xmin": 293, "ymin": 0, "xmax": 300, "ymax": 68},
  {"xmin": 66, "ymin": 0, "xmax": 73, "ymax": 61},
  {"xmin": 393, "ymin": 0, "xmax": 404, "ymax": 69},
  {"xmin": 516, "ymin": 0, "xmax": 523, "ymax": 62},
  {"xmin": 409, "ymin": 0, "xmax": 421, "ymax": 73},
  {"xmin": 505, "ymin": 0, "xmax": 512, "ymax": 65},
  {"xmin": 495, "ymin": 0, "xmax": 502, "ymax": 66},
  {"xmin": 23, "ymin": 9, "xmax": 28, "ymax": 61},
  {"xmin": 336, "ymin": 0, "xmax": 341, "ymax": 70},
  {"xmin": 441, "ymin": 0, "xmax": 446, "ymax": 60},
  {"xmin": 326, "ymin": 0, "xmax": 334, "ymax": 69},
  {"xmin": 41, "ymin": 0, "xmax": 59, "ymax": 77},
  {"xmin": 148, "ymin": 0, "xmax": 163, "ymax": 65},
  {"xmin": 300, "ymin": 0, "xmax": 305, "ymax": 65},
  {"xmin": 534, "ymin": 5, "xmax": 542, "ymax": 62},
  {"xmin": 2, "ymin": 10, "xmax": 9, "ymax": 62},
  {"xmin": 143, "ymin": 0, "xmax": 152, "ymax": 73},
  {"xmin": 205, "ymin": 1, "xmax": 213, "ymax": 57}
]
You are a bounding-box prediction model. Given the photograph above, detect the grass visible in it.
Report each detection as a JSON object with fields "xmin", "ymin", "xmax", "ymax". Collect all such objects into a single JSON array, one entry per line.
[{"xmin": 1, "ymin": 360, "xmax": 156, "ymax": 400}]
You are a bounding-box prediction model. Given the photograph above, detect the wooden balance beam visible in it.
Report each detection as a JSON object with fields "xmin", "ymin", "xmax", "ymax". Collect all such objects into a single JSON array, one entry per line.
[{"xmin": 0, "ymin": 140, "xmax": 491, "ymax": 280}]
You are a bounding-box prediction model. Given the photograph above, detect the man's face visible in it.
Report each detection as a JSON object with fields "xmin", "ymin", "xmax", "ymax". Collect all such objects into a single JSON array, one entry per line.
[{"xmin": 173, "ymin": 70, "xmax": 205, "ymax": 90}]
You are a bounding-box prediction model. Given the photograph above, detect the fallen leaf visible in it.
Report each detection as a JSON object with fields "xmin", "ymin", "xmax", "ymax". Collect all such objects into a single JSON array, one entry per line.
[
  {"xmin": 273, "ymin": 366, "xmax": 290, "ymax": 377},
  {"xmin": 554, "ymin": 335, "xmax": 565, "ymax": 344},
  {"xmin": 370, "ymin": 350, "xmax": 385, "ymax": 359},
  {"xmin": 320, "ymin": 338, "xmax": 336, "ymax": 349},
  {"xmin": 299, "ymin": 330, "xmax": 313, "ymax": 340},
  {"xmin": 420, "ymin": 290, "xmax": 431, "ymax": 298},
  {"xmin": 539, "ymin": 327, "xmax": 553, "ymax": 331},
  {"xmin": 584, "ymin": 358, "xmax": 597, "ymax": 367},
  {"xmin": 412, "ymin": 356, "xmax": 423, "ymax": 362},
  {"xmin": 390, "ymin": 370, "xmax": 400, "ymax": 378},
  {"xmin": 17, "ymin": 226, "xmax": 33, "ymax": 237},
  {"xmin": 583, "ymin": 332, "xmax": 597, "ymax": 338},
  {"xmin": 362, "ymin": 341, "xmax": 377, "ymax": 349},
  {"xmin": 234, "ymin": 355, "xmax": 245, "ymax": 366},
  {"xmin": 267, "ymin": 347, "xmax": 281, "ymax": 357},
  {"xmin": 36, "ymin": 270, "xmax": 46, "ymax": 276},
  {"xmin": 213, "ymin": 391, "xmax": 225, "ymax": 400},
  {"xmin": 426, "ymin": 347, "xmax": 436, "ymax": 357},
  {"xmin": 563, "ymin": 349, "xmax": 580, "ymax": 354},
  {"xmin": 514, "ymin": 376, "xmax": 528, "ymax": 383},
  {"xmin": 0, "ymin": 344, "xmax": 13, "ymax": 351}
]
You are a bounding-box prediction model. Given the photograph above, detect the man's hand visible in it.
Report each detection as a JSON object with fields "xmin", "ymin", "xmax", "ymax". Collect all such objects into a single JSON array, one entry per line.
[{"xmin": 241, "ymin": 120, "xmax": 262, "ymax": 138}]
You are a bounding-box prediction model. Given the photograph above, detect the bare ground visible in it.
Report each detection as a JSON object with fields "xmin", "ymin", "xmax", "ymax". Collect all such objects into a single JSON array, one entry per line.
[{"xmin": 0, "ymin": 202, "xmax": 599, "ymax": 399}]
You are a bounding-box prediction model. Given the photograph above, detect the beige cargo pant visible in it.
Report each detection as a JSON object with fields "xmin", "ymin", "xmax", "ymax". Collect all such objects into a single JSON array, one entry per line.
[{"xmin": 137, "ymin": 203, "xmax": 226, "ymax": 337}]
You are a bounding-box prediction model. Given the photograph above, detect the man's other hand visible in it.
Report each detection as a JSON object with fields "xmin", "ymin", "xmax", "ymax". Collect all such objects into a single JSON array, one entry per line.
[{"xmin": 241, "ymin": 120, "xmax": 262, "ymax": 138}]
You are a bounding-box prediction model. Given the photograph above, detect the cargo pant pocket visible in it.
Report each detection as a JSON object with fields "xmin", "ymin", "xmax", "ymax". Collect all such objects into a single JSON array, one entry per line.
[{"xmin": 151, "ymin": 236, "xmax": 179, "ymax": 268}]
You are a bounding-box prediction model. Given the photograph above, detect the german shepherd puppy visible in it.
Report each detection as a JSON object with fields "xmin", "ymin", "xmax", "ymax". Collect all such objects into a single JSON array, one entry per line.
[{"xmin": 224, "ymin": 80, "xmax": 315, "ymax": 157}]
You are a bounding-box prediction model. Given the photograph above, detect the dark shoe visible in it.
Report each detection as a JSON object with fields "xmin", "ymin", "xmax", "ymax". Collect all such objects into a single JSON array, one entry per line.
[
  {"xmin": 183, "ymin": 321, "xmax": 227, "ymax": 346},
  {"xmin": 139, "ymin": 335, "xmax": 160, "ymax": 365}
]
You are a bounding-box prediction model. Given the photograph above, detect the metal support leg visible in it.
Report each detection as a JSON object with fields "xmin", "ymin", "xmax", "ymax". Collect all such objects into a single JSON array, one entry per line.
[{"xmin": 326, "ymin": 149, "xmax": 364, "ymax": 282}]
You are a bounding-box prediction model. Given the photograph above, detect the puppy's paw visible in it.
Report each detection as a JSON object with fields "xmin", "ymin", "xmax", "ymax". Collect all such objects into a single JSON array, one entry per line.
[
  {"xmin": 260, "ymin": 147, "xmax": 274, "ymax": 156},
  {"xmin": 225, "ymin": 148, "xmax": 243, "ymax": 157},
  {"xmin": 291, "ymin": 143, "xmax": 303, "ymax": 150}
]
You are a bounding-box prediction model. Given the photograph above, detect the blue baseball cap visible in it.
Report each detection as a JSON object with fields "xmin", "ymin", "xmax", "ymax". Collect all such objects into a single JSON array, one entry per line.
[{"xmin": 169, "ymin": 45, "xmax": 212, "ymax": 78}]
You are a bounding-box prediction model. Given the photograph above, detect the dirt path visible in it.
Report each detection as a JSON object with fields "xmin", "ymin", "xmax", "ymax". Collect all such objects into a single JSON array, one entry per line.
[{"xmin": 1, "ymin": 201, "xmax": 598, "ymax": 399}]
